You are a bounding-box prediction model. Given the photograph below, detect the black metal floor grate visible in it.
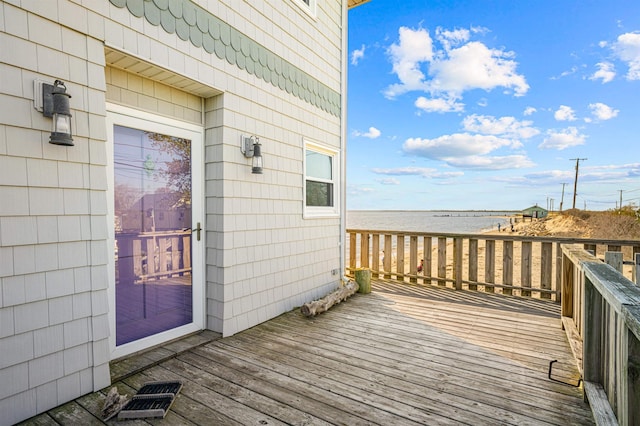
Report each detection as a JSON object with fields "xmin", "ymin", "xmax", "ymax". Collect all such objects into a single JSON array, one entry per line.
[{"xmin": 117, "ymin": 380, "xmax": 183, "ymax": 420}]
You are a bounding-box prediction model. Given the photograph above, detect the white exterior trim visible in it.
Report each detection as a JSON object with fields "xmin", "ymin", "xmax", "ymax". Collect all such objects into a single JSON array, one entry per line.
[{"xmin": 105, "ymin": 103, "xmax": 205, "ymax": 360}]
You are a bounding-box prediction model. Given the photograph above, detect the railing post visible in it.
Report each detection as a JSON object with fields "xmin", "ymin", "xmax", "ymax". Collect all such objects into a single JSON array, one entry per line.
[
  {"xmin": 605, "ymin": 251, "xmax": 623, "ymax": 273},
  {"xmin": 503, "ymin": 240, "xmax": 513, "ymax": 295},
  {"xmin": 634, "ymin": 253, "xmax": 640, "ymax": 285},
  {"xmin": 360, "ymin": 233, "xmax": 370, "ymax": 268},
  {"xmin": 485, "ymin": 239, "xmax": 495, "ymax": 293},
  {"xmin": 468, "ymin": 238, "xmax": 478, "ymax": 291},
  {"xmin": 453, "ymin": 237, "xmax": 463, "ymax": 290}
]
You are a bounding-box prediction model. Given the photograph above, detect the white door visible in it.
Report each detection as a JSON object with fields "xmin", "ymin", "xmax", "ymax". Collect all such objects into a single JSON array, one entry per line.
[{"xmin": 106, "ymin": 104, "xmax": 204, "ymax": 359}]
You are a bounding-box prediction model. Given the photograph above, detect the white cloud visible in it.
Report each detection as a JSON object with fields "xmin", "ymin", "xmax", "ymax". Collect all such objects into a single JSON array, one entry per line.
[
  {"xmin": 351, "ymin": 44, "xmax": 366, "ymax": 65},
  {"xmin": 371, "ymin": 166, "xmax": 463, "ymax": 179},
  {"xmin": 427, "ymin": 41, "xmax": 529, "ymax": 96},
  {"xmin": 384, "ymin": 27, "xmax": 433, "ymax": 97},
  {"xmin": 538, "ymin": 127, "xmax": 586, "ymax": 150},
  {"xmin": 353, "ymin": 127, "xmax": 381, "ymax": 139},
  {"xmin": 376, "ymin": 178, "xmax": 401, "ymax": 185},
  {"xmin": 403, "ymin": 133, "xmax": 519, "ymax": 158},
  {"xmin": 435, "ymin": 27, "xmax": 470, "ymax": 51},
  {"xmin": 523, "ymin": 106, "xmax": 537, "ymax": 116},
  {"xmin": 415, "ymin": 96, "xmax": 464, "ymax": 113},
  {"xmin": 590, "ymin": 62, "xmax": 616, "ymax": 83},
  {"xmin": 384, "ymin": 26, "xmax": 529, "ymax": 106},
  {"xmin": 462, "ymin": 114, "xmax": 539, "ymax": 139},
  {"xmin": 554, "ymin": 105, "xmax": 577, "ymax": 121},
  {"xmin": 612, "ymin": 32, "xmax": 640, "ymax": 80},
  {"xmin": 445, "ymin": 155, "xmax": 534, "ymax": 170},
  {"xmin": 589, "ymin": 102, "xmax": 619, "ymax": 121}
]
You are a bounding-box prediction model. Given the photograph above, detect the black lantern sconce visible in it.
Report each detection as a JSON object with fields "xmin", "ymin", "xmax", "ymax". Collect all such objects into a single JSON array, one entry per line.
[
  {"xmin": 36, "ymin": 79, "xmax": 74, "ymax": 146},
  {"xmin": 240, "ymin": 135, "xmax": 263, "ymax": 174}
]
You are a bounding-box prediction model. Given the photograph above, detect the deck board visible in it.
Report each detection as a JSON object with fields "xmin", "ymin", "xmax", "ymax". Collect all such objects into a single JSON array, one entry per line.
[{"xmin": 23, "ymin": 279, "xmax": 594, "ymax": 425}]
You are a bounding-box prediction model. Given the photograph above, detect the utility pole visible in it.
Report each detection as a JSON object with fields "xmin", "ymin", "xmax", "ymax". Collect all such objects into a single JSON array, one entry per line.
[
  {"xmin": 570, "ymin": 158, "xmax": 587, "ymax": 210},
  {"xmin": 619, "ymin": 190, "xmax": 624, "ymax": 210},
  {"xmin": 560, "ymin": 183, "xmax": 567, "ymax": 212}
]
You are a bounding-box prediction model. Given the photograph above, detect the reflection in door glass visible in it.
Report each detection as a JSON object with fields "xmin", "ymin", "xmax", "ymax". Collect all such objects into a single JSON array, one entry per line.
[{"xmin": 113, "ymin": 125, "xmax": 193, "ymax": 346}]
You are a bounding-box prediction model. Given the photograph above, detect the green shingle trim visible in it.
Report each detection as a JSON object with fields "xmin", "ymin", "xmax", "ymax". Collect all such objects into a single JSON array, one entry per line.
[
  {"xmin": 153, "ymin": 0, "xmax": 169, "ymax": 10},
  {"xmin": 108, "ymin": 0, "xmax": 341, "ymax": 117}
]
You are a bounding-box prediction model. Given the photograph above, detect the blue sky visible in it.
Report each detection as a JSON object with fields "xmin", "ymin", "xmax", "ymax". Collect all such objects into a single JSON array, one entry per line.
[{"xmin": 346, "ymin": 0, "xmax": 640, "ymax": 211}]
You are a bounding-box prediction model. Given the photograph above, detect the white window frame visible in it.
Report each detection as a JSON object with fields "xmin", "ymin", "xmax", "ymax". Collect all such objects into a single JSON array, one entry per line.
[
  {"xmin": 304, "ymin": 140, "xmax": 339, "ymax": 219},
  {"xmin": 291, "ymin": 0, "xmax": 317, "ymax": 18},
  {"xmin": 105, "ymin": 103, "xmax": 205, "ymax": 360}
]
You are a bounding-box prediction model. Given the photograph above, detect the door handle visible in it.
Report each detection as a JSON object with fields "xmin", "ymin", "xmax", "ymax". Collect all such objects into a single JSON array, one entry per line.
[{"xmin": 192, "ymin": 222, "xmax": 201, "ymax": 241}]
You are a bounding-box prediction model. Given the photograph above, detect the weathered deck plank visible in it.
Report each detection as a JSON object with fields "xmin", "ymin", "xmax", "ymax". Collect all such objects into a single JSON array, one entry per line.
[{"xmin": 22, "ymin": 280, "xmax": 594, "ymax": 425}]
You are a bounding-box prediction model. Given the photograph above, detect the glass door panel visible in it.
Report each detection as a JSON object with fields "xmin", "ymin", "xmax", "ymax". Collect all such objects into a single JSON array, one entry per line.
[{"xmin": 113, "ymin": 125, "xmax": 193, "ymax": 346}]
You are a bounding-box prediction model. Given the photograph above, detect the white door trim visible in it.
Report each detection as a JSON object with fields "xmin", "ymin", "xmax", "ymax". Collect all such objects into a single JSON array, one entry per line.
[{"xmin": 106, "ymin": 103, "xmax": 205, "ymax": 360}]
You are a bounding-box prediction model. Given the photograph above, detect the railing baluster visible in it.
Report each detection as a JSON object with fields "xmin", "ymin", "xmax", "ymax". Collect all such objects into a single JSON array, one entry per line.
[
  {"xmin": 485, "ymin": 239, "xmax": 495, "ymax": 293},
  {"xmin": 384, "ymin": 234, "xmax": 392, "ymax": 279},
  {"xmin": 349, "ymin": 232, "xmax": 357, "ymax": 271},
  {"xmin": 437, "ymin": 237, "xmax": 447, "ymax": 287},
  {"xmin": 372, "ymin": 234, "xmax": 380, "ymax": 277},
  {"xmin": 410, "ymin": 236, "xmax": 418, "ymax": 283},
  {"xmin": 454, "ymin": 237, "xmax": 463, "ymax": 290},
  {"xmin": 503, "ymin": 240, "xmax": 514, "ymax": 295},
  {"xmin": 541, "ymin": 242, "xmax": 553, "ymax": 300},
  {"xmin": 397, "ymin": 234, "xmax": 405, "ymax": 281},
  {"xmin": 423, "ymin": 236, "xmax": 432, "ymax": 285},
  {"xmin": 521, "ymin": 241, "xmax": 532, "ymax": 297},
  {"xmin": 360, "ymin": 232, "xmax": 370, "ymax": 268},
  {"xmin": 605, "ymin": 251, "xmax": 623, "ymax": 273},
  {"xmin": 468, "ymin": 238, "xmax": 478, "ymax": 290}
]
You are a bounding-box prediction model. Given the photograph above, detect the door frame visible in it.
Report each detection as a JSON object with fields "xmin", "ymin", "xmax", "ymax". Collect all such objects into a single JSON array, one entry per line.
[{"xmin": 106, "ymin": 103, "xmax": 205, "ymax": 360}]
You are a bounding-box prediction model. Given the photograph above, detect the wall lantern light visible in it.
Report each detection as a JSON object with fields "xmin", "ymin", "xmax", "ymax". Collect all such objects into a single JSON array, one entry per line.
[
  {"xmin": 241, "ymin": 135, "xmax": 263, "ymax": 174},
  {"xmin": 35, "ymin": 79, "xmax": 74, "ymax": 146}
]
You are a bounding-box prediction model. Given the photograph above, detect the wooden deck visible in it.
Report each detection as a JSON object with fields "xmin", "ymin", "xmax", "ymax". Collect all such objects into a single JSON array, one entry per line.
[{"xmin": 24, "ymin": 280, "xmax": 594, "ymax": 425}]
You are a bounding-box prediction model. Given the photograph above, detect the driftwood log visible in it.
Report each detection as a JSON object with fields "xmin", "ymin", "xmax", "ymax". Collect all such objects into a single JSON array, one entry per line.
[
  {"xmin": 102, "ymin": 387, "xmax": 128, "ymax": 421},
  {"xmin": 301, "ymin": 280, "xmax": 359, "ymax": 317}
]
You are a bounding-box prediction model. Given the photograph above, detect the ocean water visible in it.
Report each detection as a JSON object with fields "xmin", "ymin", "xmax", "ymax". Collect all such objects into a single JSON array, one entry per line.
[{"xmin": 346, "ymin": 210, "xmax": 518, "ymax": 234}]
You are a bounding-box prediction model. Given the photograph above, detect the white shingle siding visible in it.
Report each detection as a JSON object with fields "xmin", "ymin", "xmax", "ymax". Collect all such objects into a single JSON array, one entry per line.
[{"xmin": 1, "ymin": 0, "xmax": 347, "ymax": 422}]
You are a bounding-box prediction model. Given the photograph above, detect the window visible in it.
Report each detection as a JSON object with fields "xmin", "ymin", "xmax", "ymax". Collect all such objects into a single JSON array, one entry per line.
[
  {"xmin": 304, "ymin": 141, "xmax": 339, "ymax": 218},
  {"xmin": 292, "ymin": 0, "xmax": 317, "ymax": 16}
]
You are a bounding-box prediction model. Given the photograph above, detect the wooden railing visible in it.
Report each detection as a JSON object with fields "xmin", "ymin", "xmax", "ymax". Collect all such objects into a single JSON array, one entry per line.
[
  {"xmin": 346, "ymin": 229, "xmax": 640, "ymax": 300},
  {"xmin": 562, "ymin": 244, "xmax": 640, "ymax": 425},
  {"xmin": 116, "ymin": 230, "xmax": 192, "ymax": 283}
]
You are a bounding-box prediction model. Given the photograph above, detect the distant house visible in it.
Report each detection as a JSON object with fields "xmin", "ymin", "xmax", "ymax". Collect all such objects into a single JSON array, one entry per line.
[
  {"xmin": 522, "ymin": 205, "xmax": 549, "ymax": 219},
  {"xmin": 0, "ymin": 0, "xmax": 370, "ymax": 423}
]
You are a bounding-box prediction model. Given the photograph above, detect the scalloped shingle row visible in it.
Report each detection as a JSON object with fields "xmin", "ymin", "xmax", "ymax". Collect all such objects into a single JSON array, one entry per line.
[{"xmin": 109, "ymin": 0, "xmax": 341, "ymax": 117}]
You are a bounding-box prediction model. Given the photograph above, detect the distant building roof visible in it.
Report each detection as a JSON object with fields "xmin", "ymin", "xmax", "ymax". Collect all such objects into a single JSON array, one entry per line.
[{"xmin": 523, "ymin": 205, "xmax": 548, "ymax": 212}]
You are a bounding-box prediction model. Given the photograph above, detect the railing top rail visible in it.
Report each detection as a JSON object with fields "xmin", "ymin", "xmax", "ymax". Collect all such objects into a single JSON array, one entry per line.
[
  {"xmin": 347, "ymin": 228, "xmax": 640, "ymax": 246},
  {"xmin": 562, "ymin": 243, "xmax": 640, "ymax": 341}
]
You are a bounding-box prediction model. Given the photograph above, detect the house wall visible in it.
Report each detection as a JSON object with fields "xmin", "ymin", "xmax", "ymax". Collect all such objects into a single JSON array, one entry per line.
[{"xmin": 0, "ymin": 0, "xmax": 346, "ymax": 423}]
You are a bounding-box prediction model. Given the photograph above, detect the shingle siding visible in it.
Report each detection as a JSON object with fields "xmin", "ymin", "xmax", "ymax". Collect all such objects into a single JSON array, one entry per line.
[{"xmin": 1, "ymin": 0, "xmax": 347, "ymax": 423}]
